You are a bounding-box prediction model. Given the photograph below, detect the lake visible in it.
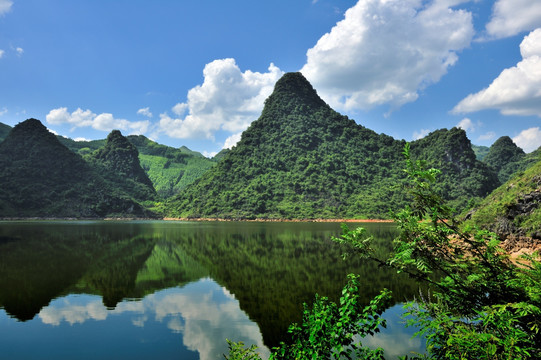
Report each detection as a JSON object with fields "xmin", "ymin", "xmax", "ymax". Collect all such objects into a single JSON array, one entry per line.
[{"xmin": 0, "ymin": 220, "xmax": 425, "ymax": 359}]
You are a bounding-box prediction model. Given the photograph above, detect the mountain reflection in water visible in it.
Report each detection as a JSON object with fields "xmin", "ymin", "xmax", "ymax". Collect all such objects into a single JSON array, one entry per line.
[{"xmin": 0, "ymin": 220, "xmax": 425, "ymax": 359}]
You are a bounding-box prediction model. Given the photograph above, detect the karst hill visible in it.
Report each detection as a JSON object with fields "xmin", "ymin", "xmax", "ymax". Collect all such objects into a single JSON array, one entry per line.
[{"xmin": 167, "ymin": 72, "xmax": 499, "ymax": 219}]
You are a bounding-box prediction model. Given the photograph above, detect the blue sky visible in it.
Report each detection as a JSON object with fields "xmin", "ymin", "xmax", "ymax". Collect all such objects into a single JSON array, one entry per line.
[{"xmin": 1, "ymin": 0, "xmax": 540, "ymax": 156}]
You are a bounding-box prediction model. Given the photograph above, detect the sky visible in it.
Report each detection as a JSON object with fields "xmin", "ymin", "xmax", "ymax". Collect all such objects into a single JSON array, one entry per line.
[{"xmin": 1, "ymin": 0, "xmax": 541, "ymax": 156}]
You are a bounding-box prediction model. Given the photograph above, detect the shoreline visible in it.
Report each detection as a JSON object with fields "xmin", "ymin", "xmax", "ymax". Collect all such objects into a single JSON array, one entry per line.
[
  {"xmin": 0, "ymin": 216, "xmax": 394, "ymax": 223},
  {"xmin": 162, "ymin": 217, "xmax": 394, "ymax": 223}
]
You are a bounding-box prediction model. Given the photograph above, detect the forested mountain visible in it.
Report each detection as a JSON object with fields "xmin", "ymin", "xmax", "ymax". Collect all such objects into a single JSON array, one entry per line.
[
  {"xmin": 59, "ymin": 133, "xmax": 216, "ymax": 199},
  {"xmin": 167, "ymin": 72, "xmax": 499, "ymax": 219},
  {"xmin": 482, "ymin": 136, "xmax": 540, "ymax": 184},
  {"xmin": 0, "ymin": 122, "xmax": 11, "ymax": 142},
  {"xmin": 0, "ymin": 119, "xmax": 150, "ymax": 218},
  {"xmin": 411, "ymin": 128, "xmax": 498, "ymax": 210},
  {"xmin": 471, "ymin": 144, "xmax": 490, "ymax": 161},
  {"xmin": 467, "ymin": 155, "xmax": 541, "ymax": 241},
  {"xmin": 85, "ymin": 130, "xmax": 157, "ymax": 203},
  {"xmin": 484, "ymin": 136, "xmax": 525, "ymax": 173},
  {"xmin": 126, "ymin": 135, "xmax": 216, "ymax": 198},
  {"xmin": 2, "ymin": 75, "xmax": 538, "ymax": 220}
]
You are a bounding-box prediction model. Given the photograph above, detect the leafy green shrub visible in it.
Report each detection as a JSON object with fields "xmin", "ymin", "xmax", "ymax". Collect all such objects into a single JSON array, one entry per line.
[{"xmin": 225, "ymin": 143, "xmax": 541, "ymax": 359}]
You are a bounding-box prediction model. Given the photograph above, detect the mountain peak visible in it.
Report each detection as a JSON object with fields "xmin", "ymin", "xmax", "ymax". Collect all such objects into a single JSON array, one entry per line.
[
  {"xmin": 11, "ymin": 118, "xmax": 51, "ymax": 136},
  {"xmin": 262, "ymin": 72, "xmax": 327, "ymax": 115},
  {"xmin": 94, "ymin": 130, "xmax": 155, "ymax": 190},
  {"xmin": 484, "ymin": 135, "xmax": 527, "ymax": 183},
  {"xmin": 0, "ymin": 118, "xmax": 142, "ymax": 217},
  {"xmin": 169, "ymin": 75, "xmax": 499, "ymax": 219},
  {"xmin": 490, "ymin": 136, "xmax": 523, "ymax": 153},
  {"xmin": 273, "ymin": 72, "xmax": 317, "ymax": 96},
  {"xmin": 0, "ymin": 119, "xmax": 68, "ymax": 161},
  {"xmin": 485, "ymin": 135, "xmax": 525, "ymax": 168}
]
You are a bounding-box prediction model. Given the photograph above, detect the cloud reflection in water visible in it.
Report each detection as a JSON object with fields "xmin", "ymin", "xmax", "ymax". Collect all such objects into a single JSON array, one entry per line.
[{"xmin": 38, "ymin": 278, "xmax": 270, "ymax": 360}]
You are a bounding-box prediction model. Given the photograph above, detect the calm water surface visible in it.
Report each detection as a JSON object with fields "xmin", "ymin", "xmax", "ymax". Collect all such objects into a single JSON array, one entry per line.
[{"xmin": 0, "ymin": 221, "xmax": 425, "ymax": 359}]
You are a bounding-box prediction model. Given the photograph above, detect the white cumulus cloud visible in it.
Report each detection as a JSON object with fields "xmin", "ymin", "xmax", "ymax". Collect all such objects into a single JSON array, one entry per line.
[
  {"xmin": 39, "ymin": 297, "xmax": 107, "ymax": 326},
  {"xmin": 453, "ymin": 28, "xmax": 541, "ymax": 117},
  {"xmin": 456, "ymin": 117, "xmax": 479, "ymax": 132},
  {"xmin": 0, "ymin": 49, "xmax": 4, "ymax": 59},
  {"xmin": 412, "ymin": 128, "xmax": 430, "ymax": 140},
  {"xmin": 478, "ymin": 131, "xmax": 496, "ymax": 142},
  {"xmin": 485, "ymin": 0, "xmax": 541, "ymax": 39},
  {"xmin": 513, "ymin": 127, "xmax": 541, "ymax": 153},
  {"xmin": 158, "ymin": 58, "xmax": 283, "ymax": 140},
  {"xmin": 300, "ymin": 0, "xmax": 474, "ymax": 112},
  {"xmin": 46, "ymin": 107, "xmax": 150, "ymax": 134},
  {"xmin": 0, "ymin": 0, "xmax": 12, "ymax": 15},
  {"xmin": 223, "ymin": 132, "xmax": 242, "ymax": 149},
  {"xmin": 202, "ymin": 150, "xmax": 218, "ymax": 158},
  {"xmin": 137, "ymin": 107, "xmax": 153, "ymax": 118}
]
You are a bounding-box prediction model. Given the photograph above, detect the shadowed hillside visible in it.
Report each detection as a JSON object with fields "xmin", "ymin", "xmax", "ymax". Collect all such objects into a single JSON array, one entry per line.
[{"xmin": 0, "ymin": 119, "xmax": 152, "ymax": 218}]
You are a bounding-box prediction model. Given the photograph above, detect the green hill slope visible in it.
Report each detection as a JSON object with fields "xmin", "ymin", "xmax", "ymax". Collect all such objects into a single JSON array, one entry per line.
[
  {"xmin": 85, "ymin": 130, "xmax": 157, "ymax": 203},
  {"xmin": 0, "ymin": 119, "xmax": 148, "ymax": 217},
  {"xmin": 60, "ymin": 133, "xmax": 215, "ymax": 199},
  {"xmin": 467, "ymin": 155, "xmax": 541, "ymax": 240},
  {"xmin": 126, "ymin": 135, "xmax": 216, "ymax": 198},
  {"xmin": 167, "ymin": 72, "xmax": 499, "ymax": 219},
  {"xmin": 57, "ymin": 136, "xmax": 106, "ymax": 155},
  {"xmin": 471, "ymin": 144, "xmax": 490, "ymax": 161}
]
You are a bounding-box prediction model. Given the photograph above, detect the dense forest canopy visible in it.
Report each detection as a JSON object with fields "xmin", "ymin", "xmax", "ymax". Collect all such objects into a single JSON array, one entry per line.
[
  {"xmin": 166, "ymin": 73, "xmax": 500, "ymax": 219},
  {"xmin": 0, "ymin": 119, "xmax": 148, "ymax": 217},
  {"xmin": 0, "ymin": 73, "xmax": 539, "ymax": 219}
]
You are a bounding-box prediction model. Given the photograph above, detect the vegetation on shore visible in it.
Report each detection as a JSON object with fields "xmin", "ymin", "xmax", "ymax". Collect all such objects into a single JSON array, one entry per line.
[
  {"xmin": 466, "ymin": 152, "xmax": 541, "ymax": 241},
  {"xmin": 0, "ymin": 73, "xmax": 539, "ymax": 222},
  {"xmin": 0, "ymin": 70, "xmax": 540, "ymax": 359},
  {"xmin": 226, "ymin": 144, "xmax": 541, "ymax": 359}
]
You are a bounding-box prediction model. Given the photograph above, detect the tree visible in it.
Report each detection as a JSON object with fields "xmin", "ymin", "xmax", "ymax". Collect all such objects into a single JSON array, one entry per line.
[{"xmin": 225, "ymin": 143, "xmax": 541, "ymax": 359}]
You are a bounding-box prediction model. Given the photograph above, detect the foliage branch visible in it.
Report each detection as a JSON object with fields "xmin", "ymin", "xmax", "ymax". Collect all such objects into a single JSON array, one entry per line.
[{"xmin": 226, "ymin": 143, "xmax": 541, "ymax": 359}]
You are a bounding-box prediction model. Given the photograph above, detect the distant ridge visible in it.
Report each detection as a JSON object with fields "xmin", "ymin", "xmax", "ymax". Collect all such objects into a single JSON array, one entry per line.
[
  {"xmin": 60, "ymin": 133, "xmax": 216, "ymax": 199},
  {"xmin": 3, "ymin": 74, "xmax": 535, "ymax": 220},
  {"xmin": 482, "ymin": 136, "xmax": 540, "ymax": 184},
  {"xmin": 167, "ymin": 72, "xmax": 499, "ymax": 219},
  {"xmin": 126, "ymin": 135, "xmax": 216, "ymax": 198}
]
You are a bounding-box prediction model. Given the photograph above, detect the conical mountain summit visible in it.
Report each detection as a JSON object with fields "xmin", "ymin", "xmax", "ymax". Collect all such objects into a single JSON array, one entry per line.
[
  {"xmin": 92, "ymin": 130, "xmax": 155, "ymax": 191},
  {"xmin": 167, "ymin": 72, "xmax": 499, "ymax": 219}
]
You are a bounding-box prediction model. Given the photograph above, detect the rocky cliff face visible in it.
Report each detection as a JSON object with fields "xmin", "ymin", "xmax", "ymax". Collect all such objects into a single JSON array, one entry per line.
[
  {"xmin": 493, "ymin": 175, "xmax": 541, "ymax": 240},
  {"xmin": 466, "ymin": 157, "xmax": 541, "ymax": 255}
]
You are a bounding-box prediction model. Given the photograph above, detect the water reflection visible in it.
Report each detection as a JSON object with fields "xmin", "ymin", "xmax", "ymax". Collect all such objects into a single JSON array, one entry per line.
[
  {"xmin": 0, "ymin": 220, "xmax": 425, "ymax": 359},
  {"xmin": 36, "ymin": 279, "xmax": 270, "ymax": 360},
  {"xmin": 362, "ymin": 304, "xmax": 426, "ymax": 359}
]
